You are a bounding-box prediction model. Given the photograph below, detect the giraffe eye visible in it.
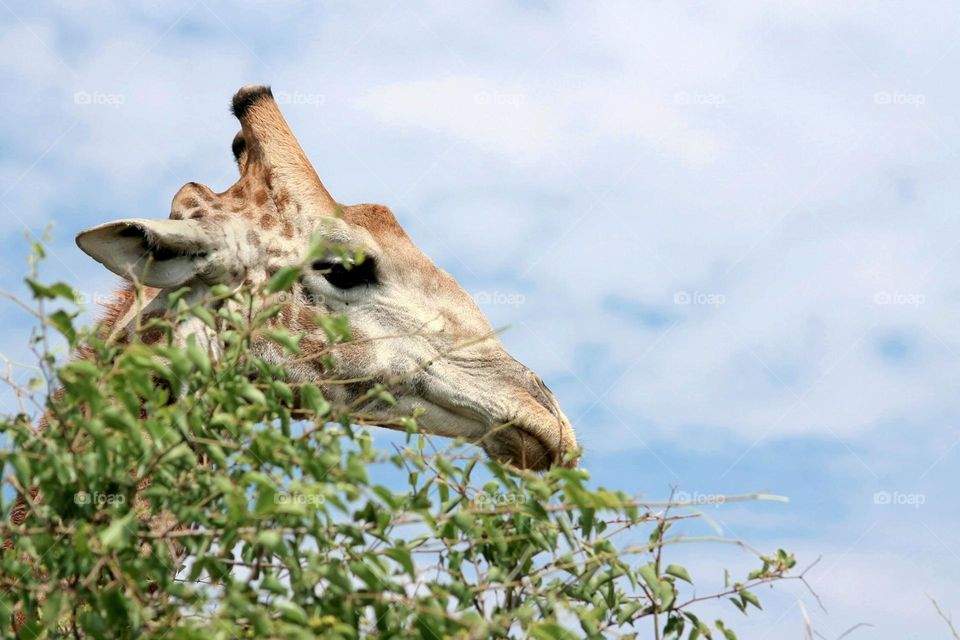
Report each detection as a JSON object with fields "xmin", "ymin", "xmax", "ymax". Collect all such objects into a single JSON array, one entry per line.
[{"xmin": 311, "ymin": 258, "xmax": 378, "ymax": 289}]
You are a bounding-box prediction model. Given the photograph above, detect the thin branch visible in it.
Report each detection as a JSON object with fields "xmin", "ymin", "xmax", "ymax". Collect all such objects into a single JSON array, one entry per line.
[{"xmin": 929, "ymin": 594, "xmax": 960, "ymax": 639}]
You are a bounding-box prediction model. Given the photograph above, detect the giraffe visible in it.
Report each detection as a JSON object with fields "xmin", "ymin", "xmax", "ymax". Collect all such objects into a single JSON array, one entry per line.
[
  {"xmin": 4, "ymin": 84, "xmax": 579, "ymax": 630},
  {"xmin": 74, "ymin": 85, "xmax": 578, "ymax": 471}
]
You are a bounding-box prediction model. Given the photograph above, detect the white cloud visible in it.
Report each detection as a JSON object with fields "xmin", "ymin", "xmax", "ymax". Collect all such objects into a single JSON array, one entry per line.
[
  {"xmin": 356, "ymin": 77, "xmax": 565, "ymax": 164},
  {"xmin": 356, "ymin": 74, "xmax": 724, "ymax": 167}
]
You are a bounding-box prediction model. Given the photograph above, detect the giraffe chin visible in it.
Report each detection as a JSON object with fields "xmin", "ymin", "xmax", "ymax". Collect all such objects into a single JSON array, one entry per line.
[{"xmin": 375, "ymin": 397, "xmax": 575, "ymax": 471}]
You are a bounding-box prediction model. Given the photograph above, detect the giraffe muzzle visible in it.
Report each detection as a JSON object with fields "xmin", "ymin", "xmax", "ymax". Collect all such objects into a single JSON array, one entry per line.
[
  {"xmin": 481, "ymin": 415, "xmax": 578, "ymax": 471},
  {"xmin": 477, "ymin": 371, "xmax": 579, "ymax": 471}
]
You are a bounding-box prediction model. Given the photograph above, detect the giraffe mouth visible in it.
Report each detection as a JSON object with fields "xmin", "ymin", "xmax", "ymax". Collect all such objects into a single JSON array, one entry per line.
[
  {"xmin": 399, "ymin": 370, "xmax": 577, "ymax": 471},
  {"xmin": 479, "ymin": 376, "xmax": 579, "ymax": 471},
  {"xmin": 480, "ymin": 423, "xmax": 560, "ymax": 471},
  {"xmin": 377, "ymin": 393, "xmax": 570, "ymax": 471},
  {"xmin": 431, "ymin": 400, "xmax": 565, "ymax": 469}
]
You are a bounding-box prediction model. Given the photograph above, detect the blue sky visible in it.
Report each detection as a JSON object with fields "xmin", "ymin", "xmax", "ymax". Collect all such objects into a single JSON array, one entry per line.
[{"xmin": 2, "ymin": 1, "xmax": 959, "ymax": 636}]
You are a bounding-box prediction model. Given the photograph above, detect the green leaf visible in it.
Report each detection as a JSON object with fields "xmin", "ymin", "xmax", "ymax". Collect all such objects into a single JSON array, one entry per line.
[
  {"xmin": 739, "ymin": 589, "xmax": 762, "ymax": 610},
  {"xmin": 300, "ymin": 383, "xmax": 331, "ymax": 418},
  {"xmin": 255, "ymin": 530, "xmax": 283, "ymax": 553},
  {"xmin": 261, "ymin": 573, "xmax": 286, "ymax": 595},
  {"xmin": 239, "ymin": 382, "xmax": 267, "ymax": 405},
  {"xmin": 384, "ymin": 547, "xmax": 415, "ymax": 578},
  {"xmin": 40, "ymin": 590, "xmax": 67, "ymax": 628},
  {"xmin": 666, "ymin": 564, "xmax": 693, "ymax": 584},
  {"xmin": 715, "ymin": 620, "xmax": 737, "ymax": 640},
  {"xmin": 267, "ymin": 266, "xmax": 300, "ymax": 293},
  {"xmin": 191, "ymin": 305, "xmax": 216, "ymax": 328},
  {"xmin": 26, "ymin": 279, "xmax": 77, "ymax": 301},
  {"xmin": 265, "ymin": 328, "xmax": 301, "ymax": 354},
  {"xmin": 273, "ymin": 598, "xmax": 309, "ymax": 626},
  {"xmin": 638, "ymin": 563, "xmax": 661, "ymax": 594},
  {"xmin": 186, "ymin": 341, "xmax": 211, "ymax": 376},
  {"xmin": 99, "ymin": 512, "xmax": 135, "ymax": 551},
  {"xmin": 48, "ymin": 309, "xmax": 77, "ymax": 344}
]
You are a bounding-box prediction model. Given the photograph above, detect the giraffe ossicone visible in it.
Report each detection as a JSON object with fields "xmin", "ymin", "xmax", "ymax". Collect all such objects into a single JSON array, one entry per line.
[{"xmin": 76, "ymin": 85, "xmax": 578, "ymax": 471}]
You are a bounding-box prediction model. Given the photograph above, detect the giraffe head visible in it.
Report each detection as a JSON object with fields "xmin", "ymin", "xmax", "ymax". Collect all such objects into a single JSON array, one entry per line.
[{"xmin": 76, "ymin": 86, "xmax": 577, "ymax": 470}]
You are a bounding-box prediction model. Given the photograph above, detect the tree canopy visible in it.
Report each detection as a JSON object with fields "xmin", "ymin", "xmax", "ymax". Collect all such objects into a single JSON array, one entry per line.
[{"xmin": 0, "ymin": 243, "xmax": 801, "ymax": 638}]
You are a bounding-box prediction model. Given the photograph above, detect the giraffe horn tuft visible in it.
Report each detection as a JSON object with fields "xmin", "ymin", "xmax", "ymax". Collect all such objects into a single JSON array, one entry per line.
[
  {"xmin": 231, "ymin": 84, "xmax": 273, "ymax": 119},
  {"xmin": 230, "ymin": 85, "xmax": 338, "ymax": 217}
]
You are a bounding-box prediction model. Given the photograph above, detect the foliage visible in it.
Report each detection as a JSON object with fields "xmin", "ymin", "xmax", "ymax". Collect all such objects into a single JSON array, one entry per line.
[{"xmin": 0, "ymin": 244, "xmax": 800, "ymax": 638}]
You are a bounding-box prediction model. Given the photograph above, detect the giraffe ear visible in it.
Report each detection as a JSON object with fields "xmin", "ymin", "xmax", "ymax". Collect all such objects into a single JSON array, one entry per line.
[{"xmin": 76, "ymin": 218, "xmax": 213, "ymax": 288}]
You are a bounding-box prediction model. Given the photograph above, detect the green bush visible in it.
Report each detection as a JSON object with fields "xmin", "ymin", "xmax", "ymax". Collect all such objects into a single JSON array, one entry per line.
[{"xmin": 0, "ymin": 244, "xmax": 798, "ymax": 639}]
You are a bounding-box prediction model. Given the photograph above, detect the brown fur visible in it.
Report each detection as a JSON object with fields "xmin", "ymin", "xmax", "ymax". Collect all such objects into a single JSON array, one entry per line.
[{"xmin": 342, "ymin": 204, "xmax": 410, "ymax": 242}]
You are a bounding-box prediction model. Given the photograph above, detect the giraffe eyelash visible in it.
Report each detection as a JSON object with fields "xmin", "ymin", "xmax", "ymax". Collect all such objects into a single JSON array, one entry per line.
[{"xmin": 311, "ymin": 258, "xmax": 378, "ymax": 289}]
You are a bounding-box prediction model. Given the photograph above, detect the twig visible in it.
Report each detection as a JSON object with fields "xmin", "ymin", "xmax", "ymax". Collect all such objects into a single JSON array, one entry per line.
[
  {"xmin": 929, "ymin": 594, "xmax": 960, "ymax": 639},
  {"xmin": 835, "ymin": 622, "xmax": 874, "ymax": 639}
]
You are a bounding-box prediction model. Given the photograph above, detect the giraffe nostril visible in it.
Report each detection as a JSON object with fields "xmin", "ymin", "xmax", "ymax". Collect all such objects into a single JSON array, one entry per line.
[{"xmin": 528, "ymin": 373, "xmax": 561, "ymax": 416}]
